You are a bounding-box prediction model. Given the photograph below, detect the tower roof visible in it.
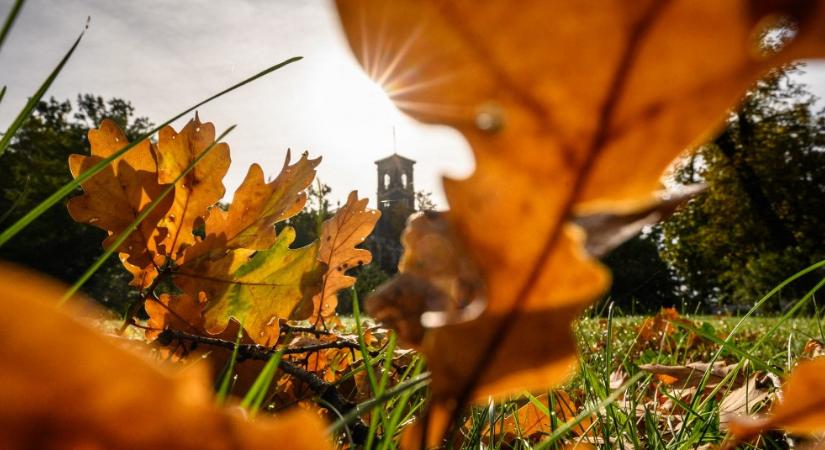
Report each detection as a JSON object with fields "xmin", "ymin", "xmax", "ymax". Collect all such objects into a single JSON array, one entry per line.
[{"xmin": 374, "ymin": 153, "xmax": 416, "ymax": 165}]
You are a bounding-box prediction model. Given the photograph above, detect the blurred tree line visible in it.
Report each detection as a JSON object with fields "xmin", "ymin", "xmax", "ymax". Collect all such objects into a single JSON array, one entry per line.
[
  {"xmin": 0, "ymin": 95, "xmax": 151, "ymax": 314},
  {"xmin": 603, "ymin": 66, "xmax": 825, "ymax": 314},
  {"xmin": 3, "ymin": 69, "xmax": 823, "ymax": 317}
]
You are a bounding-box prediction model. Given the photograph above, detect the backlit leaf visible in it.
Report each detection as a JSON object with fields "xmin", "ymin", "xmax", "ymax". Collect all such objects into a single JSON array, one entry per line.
[
  {"xmin": 335, "ymin": 0, "xmax": 825, "ymax": 443},
  {"xmin": 312, "ymin": 191, "xmax": 381, "ymax": 320}
]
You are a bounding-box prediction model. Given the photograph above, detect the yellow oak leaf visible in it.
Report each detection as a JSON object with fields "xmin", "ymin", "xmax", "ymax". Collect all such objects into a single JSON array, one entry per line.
[
  {"xmin": 156, "ymin": 114, "xmax": 230, "ymax": 261},
  {"xmin": 176, "ymin": 227, "xmax": 324, "ymax": 346},
  {"xmin": 0, "ymin": 263, "xmax": 331, "ymax": 450},
  {"xmin": 67, "ymin": 119, "xmax": 171, "ymax": 270},
  {"xmin": 312, "ymin": 191, "xmax": 381, "ymax": 321},
  {"xmin": 335, "ymin": 0, "xmax": 825, "ymax": 444},
  {"xmin": 183, "ymin": 151, "xmax": 320, "ymax": 263}
]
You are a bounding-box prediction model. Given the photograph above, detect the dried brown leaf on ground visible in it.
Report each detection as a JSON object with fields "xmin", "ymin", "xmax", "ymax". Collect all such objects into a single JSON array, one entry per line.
[
  {"xmin": 481, "ymin": 391, "xmax": 595, "ymax": 443},
  {"xmin": 639, "ymin": 361, "xmax": 745, "ymax": 389},
  {"xmin": 729, "ymin": 358, "xmax": 825, "ymax": 443},
  {"xmin": 336, "ymin": 0, "xmax": 825, "ymax": 444},
  {"xmin": 0, "ymin": 263, "xmax": 330, "ymax": 450},
  {"xmin": 719, "ymin": 373, "xmax": 778, "ymax": 431}
]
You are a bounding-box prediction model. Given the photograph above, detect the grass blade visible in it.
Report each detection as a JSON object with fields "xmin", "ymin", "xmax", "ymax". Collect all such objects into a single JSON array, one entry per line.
[
  {"xmin": 58, "ymin": 125, "xmax": 236, "ymax": 305},
  {"xmin": 0, "ymin": 0, "xmax": 24, "ymax": 51},
  {"xmin": 327, "ymin": 371, "xmax": 431, "ymax": 436},
  {"xmin": 535, "ymin": 371, "xmax": 646, "ymax": 449},
  {"xmin": 215, "ymin": 324, "xmax": 244, "ymax": 404},
  {"xmin": 0, "ymin": 16, "xmax": 87, "ymax": 157},
  {"xmin": 0, "ymin": 56, "xmax": 302, "ymax": 248},
  {"xmin": 241, "ymin": 347, "xmax": 285, "ymax": 417}
]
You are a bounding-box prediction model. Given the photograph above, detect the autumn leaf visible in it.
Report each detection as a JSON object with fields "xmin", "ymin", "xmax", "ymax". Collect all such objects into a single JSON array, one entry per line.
[
  {"xmin": 728, "ymin": 358, "xmax": 825, "ymax": 443},
  {"xmin": 312, "ymin": 191, "xmax": 381, "ymax": 321},
  {"xmin": 178, "ymin": 227, "xmax": 324, "ymax": 346},
  {"xmin": 67, "ymin": 119, "xmax": 171, "ymax": 274},
  {"xmin": 335, "ymin": 0, "xmax": 825, "ymax": 443},
  {"xmin": 185, "ymin": 151, "xmax": 320, "ymax": 263},
  {"xmin": 156, "ymin": 113, "xmax": 230, "ymax": 261},
  {"xmin": 481, "ymin": 392, "xmax": 594, "ymax": 442},
  {"xmin": 0, "ymin": 262, "xmax": 331, "ymax": 450}
]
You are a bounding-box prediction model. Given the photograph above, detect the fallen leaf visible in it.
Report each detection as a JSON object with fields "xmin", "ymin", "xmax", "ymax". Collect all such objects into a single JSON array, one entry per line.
[
  {"xmin": 0, "ymin": 263, "xmax": 330, "ymax": 450},
  {"xmin": 573, "ymin": 184, "xmax": 705, "ymax": 257},
  {"xmin": 719, "ymin": 373, "xmax": 778, "ymax": 430},
  {"xmin": 336, "ymin": 0, "xmax": 825, "ymax": 444},
  {"xmin": 179, "ymin": 227, "xmax": 324, "ymax": 346},
  {"xmin": 639, "ymin": 361, "xmax": 744, "ymax": 389},
  {"xmin": 185, "ymin": 151, "xmax": 320, "ymax": 263},
  {"xmin": 729, "ymin": 358, "xmax": 825, "ymax": 441}
]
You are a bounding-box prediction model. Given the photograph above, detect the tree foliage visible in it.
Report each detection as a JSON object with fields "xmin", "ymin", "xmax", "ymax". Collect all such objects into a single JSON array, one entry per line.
[
  {"xmin": 661, "ymin": 69, "xmax": 825, "ymax": 310},
  {"xmin": 0, "ymin": 95, "xmax": 152, "ymax": 312}
]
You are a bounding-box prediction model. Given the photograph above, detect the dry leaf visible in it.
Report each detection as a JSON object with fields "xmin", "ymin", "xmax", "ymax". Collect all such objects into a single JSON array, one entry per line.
[
  {"xmin": 67, "ymin": 118, "xmax": 378, "ymax": 348},
  {"xmin": 729, "ymin": 358, "xmax": 825, "ymax": 440},
  {"xmin": 67, "ymin": 119, "xmax": 171, "ymax": 272},
  {"xmin": 155, "ymin": 114, "xmax": 230, "ymax": 261},
  {"xmin": 0, "ymin": 263, "xmax": 330, "ymax": 450},
  {"xmin": 573, "ymin": 184, "xmax": 705, "ymax": 257},
  {"xmin": 639, "ymin": 361, "xmax": 744, "ymax": 389},
  {"xmin": 335, "ymin": 0, "xmax": 825, "ymax": 444},
  {"xmin": 312, "ymin": 191, "xmax": 381, "ymax": 320},
  {"xmin": 719, "ymin": 373, "xmax": 778, "ymax": 431}
]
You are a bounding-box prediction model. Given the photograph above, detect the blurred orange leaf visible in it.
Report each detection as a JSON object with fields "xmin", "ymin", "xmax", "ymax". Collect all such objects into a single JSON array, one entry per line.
[
  {"xmin": 0, "ymin": 263, "xmax": 331, "ymax": 450},
  {"xmin": 335, "ymin": 0, "xmax": 825, "ymax": 444}
]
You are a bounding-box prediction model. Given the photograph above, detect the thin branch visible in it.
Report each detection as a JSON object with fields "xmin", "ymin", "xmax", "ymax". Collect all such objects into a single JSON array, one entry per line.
[
  {"xmin": 280, "ymin": 323, "xmax": 333, "ymax": 336},
  {"xmin": 156, "ymin": 328, "xmax": 363, "ymax": 359},
  {"xmin": 156, "ymin": 328, "xmax": 374, "ymax": 444}
]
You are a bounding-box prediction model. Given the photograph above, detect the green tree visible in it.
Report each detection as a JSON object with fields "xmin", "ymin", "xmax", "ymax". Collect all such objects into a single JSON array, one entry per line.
[
  {"xmin": 0, "ymin": 95, "xmax": 152, "ymax": 313},
  {"xmin": 660, "ymin": 67, "xmax": 825, "ymax": 310},
  {"xmin": 600, "ymin": 228, "xmax": 684, "ymax": 314}
]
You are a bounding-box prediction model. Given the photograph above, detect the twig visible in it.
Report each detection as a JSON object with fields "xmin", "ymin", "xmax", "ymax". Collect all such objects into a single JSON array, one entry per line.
[
  {"xmin": 156, "ymin": 328, "xmax": 373, "ymax": 444},
  {"xmin": 157, "ymin": 328, "xmax": 362, "ymax": 359},
  {"xmin": 280, "ymin": 323, "xmax": 333, "ymax": 336}
]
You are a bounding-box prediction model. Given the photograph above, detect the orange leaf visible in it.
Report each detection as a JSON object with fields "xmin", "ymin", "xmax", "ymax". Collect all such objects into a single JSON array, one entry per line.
[
  {"xmin": 335, "ymin": 0, "xmax": 825, "ymax": 444},
  {"xmin": 156, "ymin": 114, "xmax": 231, "ymax": 261},
  {"xmin": 312, "ymin": 191, "xmax": 381, "ymax": 320},
  {"xmin": 729, "ymin": 358, "xmax": 825, "ymax": 441},
  {"xmin": 0, "ymin": 263, "xmax": 331, "ymax": 450},
  {"xmin": 184, "ymin": 151, "xmax": 320, "ymax": 263},
  {"xmin": 67, "ymin": 119, "xmax": 171, "ymax": 273}
]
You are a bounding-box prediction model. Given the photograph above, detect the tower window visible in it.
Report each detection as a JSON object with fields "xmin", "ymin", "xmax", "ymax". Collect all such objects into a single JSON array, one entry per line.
[
  {"xmin": 384, "ymin": 173, "xmax": 390, "ymax": 190},
  {"xmin": 401, "ymin": 173, "xmax": 408, "ymax": 188}
]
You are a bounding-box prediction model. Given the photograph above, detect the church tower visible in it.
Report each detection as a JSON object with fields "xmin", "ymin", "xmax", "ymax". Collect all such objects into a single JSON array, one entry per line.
[{"xmin": 375, "ymin": 153, "xmax": 415, "ymax": 212}]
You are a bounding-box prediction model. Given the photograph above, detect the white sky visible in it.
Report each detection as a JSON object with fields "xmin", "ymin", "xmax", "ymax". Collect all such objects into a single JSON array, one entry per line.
[
  {"xmin": 0, "ymin": 0, "xmax": 474, "ymax": 208},
  {"xmin": 2, "ymin": 0, "xmax": 824, "ymax": 208}
]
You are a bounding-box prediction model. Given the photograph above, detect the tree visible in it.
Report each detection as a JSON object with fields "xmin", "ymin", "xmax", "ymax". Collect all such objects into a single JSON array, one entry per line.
[
  {"xmin": 0, "ymin": 95, "xmax": 153, "ymax": 313},
  {"xmin": 660, "ymin": 67, "xmax": 825, "ymax": 310},
  {"xmin": 600, "ymin": 227, "xmax": 684, "ymax": 314}
]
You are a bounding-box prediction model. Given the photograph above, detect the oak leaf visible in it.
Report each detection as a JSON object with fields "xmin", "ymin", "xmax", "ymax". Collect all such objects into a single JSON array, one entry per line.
[
  {"xmin": 312, "ymin": 191, "xmax": 381, "ymax": 320},
  {"xmin": 185, "ymin": 151, "xmax": 320, "ymax": 263},
  {"xmin": 67, "ymin": 119, "xmax": 171, "ymax": 274},
  {"xmin": 156, "ymin": 114, "xmax": 231, "ymax": 261},
  {"xmin": 0, "ymin": 263, "xmax": 331, "ymax": 450},
  {"xmin": 335, "ymin": 0, "xmax": 825, "ymax": 443},
  {"xmin": 178, "ymin": 227, "xmax": 324, "ymax": 346}
]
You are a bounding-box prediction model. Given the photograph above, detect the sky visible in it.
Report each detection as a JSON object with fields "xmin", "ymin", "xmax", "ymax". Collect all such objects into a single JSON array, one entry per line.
[
  {"xmin": 0, "ymin": 0, "xmax": 474, "ymax": 208},
  {"xmin": 2, "ymin": 0, "xmax": 825, "ymax": 208}
]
